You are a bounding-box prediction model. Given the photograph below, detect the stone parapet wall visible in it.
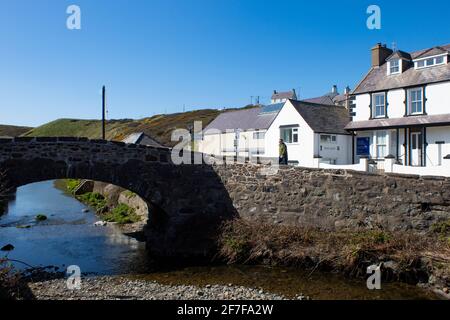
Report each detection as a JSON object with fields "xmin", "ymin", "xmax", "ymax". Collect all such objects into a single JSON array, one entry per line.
[{"xmin": 212, "ymin": 164, "xmax": 450, "ymax": 232}]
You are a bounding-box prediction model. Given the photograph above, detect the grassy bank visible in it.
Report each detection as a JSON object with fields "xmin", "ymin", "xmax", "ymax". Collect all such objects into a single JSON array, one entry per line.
[
  {"xmin": 78, "ymin": 191, "xmax": 139, "ymax": 224},
  {"xmin": 60, "ymin": 180, "xmax": 140, "ymax": 225},
  {"xmin": 218, "ymin": 219, "xmax": 450, "ymax": 288}
]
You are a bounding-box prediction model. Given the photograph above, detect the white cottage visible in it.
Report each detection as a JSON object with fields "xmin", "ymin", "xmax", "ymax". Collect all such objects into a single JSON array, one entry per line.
[
  {"xmin": 200, "ymin": 104, "xmax": 283, "ymax": 159},
  {"xmin": 346, "ymin": 43, "xmax": 450, "ymax": 169},
  {"xmin": 200, "ymin": 100, "xmax": 351, "ymax": 167}
]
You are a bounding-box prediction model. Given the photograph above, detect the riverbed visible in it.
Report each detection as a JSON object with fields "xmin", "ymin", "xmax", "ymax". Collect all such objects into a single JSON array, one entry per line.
[{"xmin": 0, "ymin": 181, "xmax": 441, "ymax": 300}]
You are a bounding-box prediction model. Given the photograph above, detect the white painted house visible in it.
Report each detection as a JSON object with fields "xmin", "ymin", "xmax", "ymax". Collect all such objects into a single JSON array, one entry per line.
[
  {"xmin": 200, "ymin": 100, "xmax": 352, "ymax": 167},
  {"xmin": 346, "ymin": 43, "xmax": 450, "ymax": 171}
]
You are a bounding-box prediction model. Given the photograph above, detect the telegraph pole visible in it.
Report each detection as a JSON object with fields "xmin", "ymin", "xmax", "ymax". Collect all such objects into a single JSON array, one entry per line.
[{"xmin": 102, "ymin": 86, "xmax": 106, "ymax": 140}]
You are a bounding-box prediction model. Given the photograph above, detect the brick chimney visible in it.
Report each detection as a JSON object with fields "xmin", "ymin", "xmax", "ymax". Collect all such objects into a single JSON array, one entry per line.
[{"xmin": 371, "ymin": 43, "xmax": 393, "ymax": 67}]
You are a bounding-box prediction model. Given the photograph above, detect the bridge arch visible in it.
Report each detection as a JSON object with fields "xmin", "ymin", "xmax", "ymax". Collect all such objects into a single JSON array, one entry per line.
[{"xmin": 0, "ymin": 137, "xmax": 238, "ymax": 257}]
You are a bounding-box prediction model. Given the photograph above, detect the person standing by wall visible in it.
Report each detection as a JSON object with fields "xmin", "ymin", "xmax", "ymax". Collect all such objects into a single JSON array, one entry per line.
[{"xmin": 279, "ymin": 139, "xmax": 288, "ymax": 165}]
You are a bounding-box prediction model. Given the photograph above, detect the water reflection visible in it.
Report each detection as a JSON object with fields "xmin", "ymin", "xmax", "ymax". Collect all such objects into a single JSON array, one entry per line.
[{"xmin": 0, "ymin": 180, "xmax": 147, "ymax": 275}]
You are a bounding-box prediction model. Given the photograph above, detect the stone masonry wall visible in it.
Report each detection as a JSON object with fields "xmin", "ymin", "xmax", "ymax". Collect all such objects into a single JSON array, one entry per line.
[{"xmin": 212, "ymin": 163, "xmax": 450, "ymax": 232}]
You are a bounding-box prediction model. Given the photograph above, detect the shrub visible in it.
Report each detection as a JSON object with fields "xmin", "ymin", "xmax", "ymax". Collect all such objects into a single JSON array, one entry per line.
[
  {"xmin": 65, "ymin": 179, "xmax": 82, "ymax": 193},
  {"xmin": 77, "ymin": 192, "xmax": 107, "ymax": 213},
  {"xmin": 431, "ymin": 220, "xmax": 450, "ymax": 236},
  {"xmin": 103, "ymin": 203, "xmax": 140, "ymax": 224},
  {"xmin": 0, "ymin": 258, "xmax": 21, "ymax": 300}
]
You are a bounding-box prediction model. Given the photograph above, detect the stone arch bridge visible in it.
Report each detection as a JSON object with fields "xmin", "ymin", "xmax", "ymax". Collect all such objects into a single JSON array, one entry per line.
[
  {"xmin": 0, "ymin": 137, "xmax": 238, "ymax": 257},
  {"xmin": 1, "ymin": 137, "xmax": 450, "ymax": 257}
]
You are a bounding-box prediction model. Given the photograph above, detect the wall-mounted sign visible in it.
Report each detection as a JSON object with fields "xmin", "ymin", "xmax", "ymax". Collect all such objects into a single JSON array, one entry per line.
[{"xmin": 357, "ymin": 137, "xmax": 370, "ymax": 156}]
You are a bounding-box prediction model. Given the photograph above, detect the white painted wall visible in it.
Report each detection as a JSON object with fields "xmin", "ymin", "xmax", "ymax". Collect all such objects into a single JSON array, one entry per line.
[
  {"xmin": 264, "ymin": 101, "xmax": 316, "ymax": 167},
  {"xmin": 353, "ymin": 93, "xmax": 371, "ymax": 121},
  {"xmin": 351, "ymin": 80, "xmax": 450, "ymax": 169},
  {"xmin": 426, "ymin": 127, "xmax": 450, "ymax": 166},
  {"xmin": 426, "ymin": 82, "xmax": 450, "ymax": 115},
  {"xmin": 353, "ymin": 82, "xmax": 450, "ymax": 120},
  {"xmin": 200, "ymin": 129, "xmax": 265, "ymax": 158},
  {"xmin": 313, "ymin": 133, "xmax": 352, "ymax": 165},
  {"xmin": 201, "ymin": 101, "xmax": 352, "ymax": 168},
  {"xmin": 387, "ymin": 89, "xmax": 405, "ymax": 118}
]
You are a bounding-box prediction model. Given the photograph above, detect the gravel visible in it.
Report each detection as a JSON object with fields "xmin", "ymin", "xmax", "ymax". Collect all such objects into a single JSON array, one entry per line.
[{"xmin": 27, "ymin": 276, "xmax": 288, "ymax": 300}]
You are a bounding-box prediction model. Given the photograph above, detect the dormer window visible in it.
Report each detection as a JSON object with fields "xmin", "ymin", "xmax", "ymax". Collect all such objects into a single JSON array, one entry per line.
[
  {"xmin": 436, "ymin": 56, "xmax": 445, "ymax": 64},
  {"xmin": 415, "ymin": 55, "xmax": 447, "ymax": 69},
  {"xmin": 389, "ymin": 59, "xmax": 400, "ymax": 74}
]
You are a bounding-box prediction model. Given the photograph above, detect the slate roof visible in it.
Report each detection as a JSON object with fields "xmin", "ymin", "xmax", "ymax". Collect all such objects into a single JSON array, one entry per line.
[
  {"xmin": 290, "ymin": 100, "xmax": 351, "ymax": 135},
  {"xmin": 413, "ymin": 46, "xmax": 449, "ymax": 59},
  {"xmin": 386, "ymin": 50, "xmax": 412, "ymax": 61},
  {"xmin": 271, "ymin": 90, "xmax": 296, "ymax": 100},
  {"xmin": 203, "ymin": 105, "xmax": 282, "ymax": 133},
  {"xmin": 345, "ymin": 114, "xmax": 450, "ymax": 131},
  {"xmin": 122, "ymin": 132, "xmax": 164, "ymax": 147},
  {"xmin": 353, "ymin": 44, "xmax": 450, "ymax": 94},
  {"xmin": 302, "ymin": 95, "xmax": 335, "ymax": 106},
  {"xmin": 301, "ymin": 91, "xmax": 346, "ymax": 106}
]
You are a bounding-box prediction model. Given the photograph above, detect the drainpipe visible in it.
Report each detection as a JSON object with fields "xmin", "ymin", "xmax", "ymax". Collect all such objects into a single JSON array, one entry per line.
[{"xmin": 351, "ymin": 131, "xmax": 355, "ymax": 164}]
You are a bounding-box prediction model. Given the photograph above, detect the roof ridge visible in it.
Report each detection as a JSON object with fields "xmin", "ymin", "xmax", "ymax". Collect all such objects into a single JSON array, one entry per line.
[
  {"xmin": 351, "ymin": 67, "xmax": 375, "ymax": 95},
  {"xmin": 291, "ymin": 99, "xmax": 346, "ymax": 109},
  {"xmin": 411, "ymin": 43, "xmax": 450, "ymax": 56}
]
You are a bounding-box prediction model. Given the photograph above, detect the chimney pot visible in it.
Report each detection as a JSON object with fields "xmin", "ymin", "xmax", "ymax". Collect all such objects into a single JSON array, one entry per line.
[
  {"xmin": 344, "ymin": 86, "xmax": 351, "ymax": 94},
  {"xmin": 332, "ymin": 85, "xmax": 338, "ymax": 94}
]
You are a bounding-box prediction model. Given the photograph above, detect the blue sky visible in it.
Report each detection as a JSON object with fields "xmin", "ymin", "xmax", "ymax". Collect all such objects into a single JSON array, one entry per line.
[{"xmin": 1, "ymin": 0, "xmax": 450, "ymax": 127}]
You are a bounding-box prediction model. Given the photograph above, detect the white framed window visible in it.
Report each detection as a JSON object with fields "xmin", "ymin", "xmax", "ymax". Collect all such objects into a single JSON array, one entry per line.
[
  {"xmin": 280, "ymin": 127, "xmax": 298, "ymax": 144},
  {"xmin": 389, "ymin": 59, "xmax": 400, "ymax": 74},
  {"xmin": 372, "ymin": 93, "xmax": 386, "ymax": 118},
  {"xmin": 253, "ymin": 131, "xmax": 265, "ymax": 140},
  {"xmin": 320, "ymin": 134, "xmax": 337, "ymax": 144},
  {"xmin": 375, "ymin": 131, "xmax": 387, "ymax": 159},
  {"xmin": 408, "ymin": 88, "xmax": 423, "ymax": 115},
  {"xmin": 435, "ymin": 56, "xmax": 444, "ymax": 64},
  {"xmin": 415, "ymin": 55, "xmax": 446, "ymax": 69}
]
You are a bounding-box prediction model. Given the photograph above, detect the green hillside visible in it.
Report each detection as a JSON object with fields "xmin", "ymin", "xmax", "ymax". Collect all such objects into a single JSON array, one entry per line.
[
  {"xmin": 24, "ymin": 109, "xmax": 226, "ymax": 147},
  {"xmin": 0, "ymin": 125, "xmax": 33, "ymax": 137}
]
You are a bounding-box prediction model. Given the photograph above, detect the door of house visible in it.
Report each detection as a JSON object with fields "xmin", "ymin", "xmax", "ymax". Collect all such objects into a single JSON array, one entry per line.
[{"xmin": 411, "ymin": 132, "xmax": 423, "ymax": 166}]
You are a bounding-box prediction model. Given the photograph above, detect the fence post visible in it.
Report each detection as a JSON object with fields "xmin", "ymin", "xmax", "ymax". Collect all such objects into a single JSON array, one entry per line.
[
  {"xmin": 359, "ymin": 156, "xmax": 369, "ymax": 172},
  {"xmin": 313, "ymin": 155, "xmax": 322, "ymax": 169},
  {"xmin": 384, "ymin": 154, "xmax": 395, "ymax": 173},
  {"xmin": 443, "ymin": 155, "xmax": 450, "ymax": 176}
]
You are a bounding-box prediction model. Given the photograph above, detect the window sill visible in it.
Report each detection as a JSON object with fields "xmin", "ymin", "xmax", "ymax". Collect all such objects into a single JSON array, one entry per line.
[
  {"xmin": 404, "ymin": 113, "xmax": 426, "ymax": 117},
  {"xmin": 372, "ymin": 116, "xmax": 388, "ymax": 119}
]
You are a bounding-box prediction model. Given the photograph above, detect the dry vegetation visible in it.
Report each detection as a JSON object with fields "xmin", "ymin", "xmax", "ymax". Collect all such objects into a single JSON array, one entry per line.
[
  {"xmin": 218, "ymin": 219, "xmax": 450, "ymax": 284},
  {"xmin": 0, "ymin": 125, "xmax": 32, "ymax": 137},
  {"xmin": 0, "ymin": 258, "xmax": 22, "ymax": 300}
]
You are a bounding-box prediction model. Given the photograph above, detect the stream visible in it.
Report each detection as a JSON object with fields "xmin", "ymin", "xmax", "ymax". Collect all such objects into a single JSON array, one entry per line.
[{"xmin": 0, "ymin": 180, "xmax": 440, "ymax": 300}]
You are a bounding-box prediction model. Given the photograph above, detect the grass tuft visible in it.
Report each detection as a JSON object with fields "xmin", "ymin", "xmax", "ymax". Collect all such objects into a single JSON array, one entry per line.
[{"xmin": 103, "ymin": 203, "xmax": 140, "ymax": 224}]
